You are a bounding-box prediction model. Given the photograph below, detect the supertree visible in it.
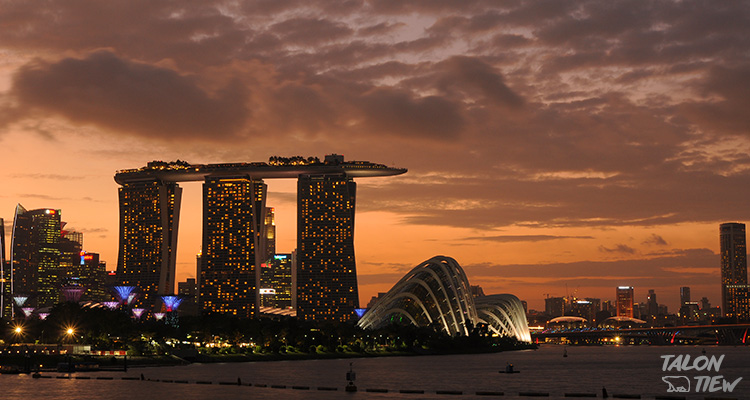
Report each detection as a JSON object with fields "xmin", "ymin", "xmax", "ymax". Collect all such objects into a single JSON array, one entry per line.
[
  {"xmin": 102, "ymin": 301, "xmax": 120, "ymax": 310},
  {"xmin": 61, "ymin": 285, "xmax": 85, "ymax": 303},
  {"xmin": 153, "ymin": 312, "xmax": 165, "ymax": 321},
  {"xmin": 161, "ymin": 296, "xmax": 183, "ymax": 312},
  {"xmin": 112, "ymin": 286, "xmax": 136, "ymax": 306},
  {"xmin": 131, "ymin": 308, "xmax": 145, "ymax": 319},
  {"xmin": 161, "ymin": 295, "xmax": 183, "ymax": 327}
]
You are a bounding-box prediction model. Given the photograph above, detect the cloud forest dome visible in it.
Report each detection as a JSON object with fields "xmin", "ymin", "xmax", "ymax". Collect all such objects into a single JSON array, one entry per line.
[{"xmin": 358, "ymin": 256, "xmax": 531, "ymax": 342}]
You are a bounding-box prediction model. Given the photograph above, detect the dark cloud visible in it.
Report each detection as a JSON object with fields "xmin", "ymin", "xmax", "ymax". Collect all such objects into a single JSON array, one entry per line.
[
  {"xmin": 642, "ymin": 234, "xmax": 668, "ymax": 246},
  {"xmin": 10, "ymin": 51, "xmax": 248, "ymax": 139},
  {"xmin": 598, "ymin": 244, "xmax": 636, "ymax": 255}
]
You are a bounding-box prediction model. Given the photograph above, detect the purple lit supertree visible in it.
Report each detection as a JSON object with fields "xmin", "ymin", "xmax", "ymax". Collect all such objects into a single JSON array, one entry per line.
[
  {"xmin": 21, "ymin": 307, "xmax": 35, "ymax": 318},
  {"xmin": 61, "ymin": 285, "xmax": 85, "ymax": 303},
  {"xmin": 113, "ymin": 286, "xmax": 136, "ymax": 305},
  {"xmin": 131, "ymin": 308, "xmax": 145, "ymax": 319},
  {"xmin": 102, "ymin": 301, "xmax": 120, "ymax": 310},
  {"xmin": 161, "ymin": 296, "xmax": 183, "ymax": 312},
  {"xmin": 38, "ymin": 313, "xmax": 50, "ymax": 320},
  {"xmin": 153, "ymin": 312, "xmax": 165, "ymax": 321}
]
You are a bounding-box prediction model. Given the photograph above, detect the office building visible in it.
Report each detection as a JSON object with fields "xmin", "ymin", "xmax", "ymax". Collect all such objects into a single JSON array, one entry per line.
[
  {"xmin": 262, "ymin": 207, "xmax": 276, "ymax": 264},
  {"xmin": 0, "ymin": 217, "xmax": 8, "ymax": 318},
  {"xmin": 259, "ymin": 253, "xmax": 294, "ymax": 309},
  {"xmin": 116, "ymin": 180, "xmax": 182, "ymax": 309},
  {"xmin": 646, "ymin": 289, "xmax": 658, "ymax": 317},
  {"xmin": 680, "ymin": 287, "xmax": 691, "ymax": 305},
  {"xmin": 296, "ymin": 172, "xmax": 358, "ymax": 322},
  {"xmin": 616, "ymin": 286, "xmax": 634, "ymax": 318},
  {"xmin": 720, "ymin": 223, "xmax": 749, "ymax": 318},
  {"xmin": 11, "ymin": 205, "xmax": 62, "ymax": 309},
  {"xmin": 545, "ymin": 296, "xmax": 566, "ymax": 318},
  {"xmin": 200, "ymin": 177, "xmax": 266, "ymax": 317}
]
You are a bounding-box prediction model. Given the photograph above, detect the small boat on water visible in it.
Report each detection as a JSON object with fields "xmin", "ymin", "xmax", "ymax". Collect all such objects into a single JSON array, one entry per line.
[
  {"xmin": 563, "ymin": 348, "xmax": 568, "ymax": 357},
  {"xmin": 500, "ymin": 363, "xmax": 520, "ymax": 374}
]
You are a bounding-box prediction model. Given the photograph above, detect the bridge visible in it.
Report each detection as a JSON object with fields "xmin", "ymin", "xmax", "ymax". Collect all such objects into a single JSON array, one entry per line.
[{"xmin": 532, "ymin": 324, "xmax": 750, "ymax": 345}]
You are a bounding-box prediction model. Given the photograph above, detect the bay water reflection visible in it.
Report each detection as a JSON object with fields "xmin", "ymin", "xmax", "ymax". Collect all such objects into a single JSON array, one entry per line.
[{"xmin": 2, "ymin": 345, "xmax": 748, "ymax": 399}]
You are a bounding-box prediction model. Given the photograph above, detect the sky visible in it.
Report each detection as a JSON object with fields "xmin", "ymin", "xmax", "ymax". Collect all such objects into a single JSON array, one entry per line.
[{"xmin": 1, "ymin": 0, "xmax": 750, "ymax": 312}]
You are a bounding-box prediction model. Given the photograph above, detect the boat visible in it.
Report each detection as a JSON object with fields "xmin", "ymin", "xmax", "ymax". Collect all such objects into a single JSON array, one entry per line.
[
  {"xmin": 563, "ymin": 348, "xmax": 568, "ymax": 357},
  {"xmin": 500, "ymin": 363, "xmax": 520, "ymax": 373}
]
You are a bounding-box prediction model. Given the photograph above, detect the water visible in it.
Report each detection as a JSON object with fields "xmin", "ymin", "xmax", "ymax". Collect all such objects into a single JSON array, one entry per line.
[{"xmin": 2, "ymin": 346, "xmax": 749, "ymax": 399}]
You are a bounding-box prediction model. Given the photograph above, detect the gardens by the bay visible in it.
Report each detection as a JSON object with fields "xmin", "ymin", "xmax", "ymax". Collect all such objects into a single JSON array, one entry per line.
[{"xmin": 0, "ymin": 299, "xmax": 530, "ymax": 370}]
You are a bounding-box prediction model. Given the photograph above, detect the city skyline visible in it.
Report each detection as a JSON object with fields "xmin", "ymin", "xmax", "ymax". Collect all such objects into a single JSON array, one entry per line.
[{"xmin": 2, "ymin": 1, "xmax": 750, "ymax": 312}]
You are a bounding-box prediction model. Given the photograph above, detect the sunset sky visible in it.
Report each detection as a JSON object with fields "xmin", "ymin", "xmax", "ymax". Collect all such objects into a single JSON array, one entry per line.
[{"xmin": 2, "ymin": 1, "xmax": 750, "ymax": 312}]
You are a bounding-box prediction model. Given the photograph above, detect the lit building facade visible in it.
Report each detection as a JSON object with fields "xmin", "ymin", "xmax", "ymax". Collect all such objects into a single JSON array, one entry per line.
[
  {"xmin": 200, "ymin": 177, "xmax": 266, "ymax": 318},
  {"xmin": 262, "ymin": 207, "xmax": 276, "ymax": 263},
  {"xmin": 259, "ymin": 253, "xmax": 294, "ymax": 309},
  {"xmin": 0, "ymin": 217, "xmax": 8, "ymax": 318},
  {"xmin": 11, "ymin": 205, "xmax": 62, "ymax": 309},
  {"xmin": 720, "ymin": 222, "xmax": 749, "ymax": 318},
  {"xmin": 115, "ymin": 156, "xmax": 406, "ymax": 318},
  {"xmin": 616, "ymin": 286, "xmax": 634, "ymax": 318},
  {"xmin": 116, "ymin": 180, "xmax": 182, "ymax": 308},
  {"xmin": 296, "ymin": 173, "xmax": 358, "ymax": 322}
]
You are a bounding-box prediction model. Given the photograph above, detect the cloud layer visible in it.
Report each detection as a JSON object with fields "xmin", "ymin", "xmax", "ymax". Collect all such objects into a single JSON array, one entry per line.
[{"xmin": 1, "ymin": 0, "xmax": 748, "ymax": 308}]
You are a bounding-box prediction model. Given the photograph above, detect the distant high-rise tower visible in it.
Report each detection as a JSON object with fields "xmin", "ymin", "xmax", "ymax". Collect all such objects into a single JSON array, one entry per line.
[
  {"xmin": 0, "ymin": 217, "xmax": 8, "ymax": 319},
  {"xmin": 263, "ymin": 207, "xmax": 276, "ymax": 263},
  {"xmin": 259, "ymin": 253, "xmax": 294, "ymax": 309},
  {"xmin": 647, "ymin": 289, "xmax": 658, "ymax": 317},
  {"xmin": 680, "ymin": 287, "xmax": 691, "ymax": 306},
  {"xmin": 720, "ymin": 223, "xmax": 749, "ymax": 318},
  {"xmin": 200, "ymin": 177, "xmax": 266, "ymax": 318},
  {"xmin": 11, "ymin": 205, "xmax": 62, "ymax": 308},
  {"xmin": 297, "ymin": 172, "xmax": 358, "ymax": 322},
  {"xmin": 616, "ymin": 286, "xmax": 634, "ymax": 318},
  {"xmin": 116, "ymin": 180, "xmax": 182, "ymax": 308}
]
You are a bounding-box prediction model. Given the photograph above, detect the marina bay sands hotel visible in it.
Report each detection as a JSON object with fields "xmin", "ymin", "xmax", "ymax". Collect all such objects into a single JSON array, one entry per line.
[{"xmin": 114, "ymin": 154, "xmax": 406, "ymax": 322}]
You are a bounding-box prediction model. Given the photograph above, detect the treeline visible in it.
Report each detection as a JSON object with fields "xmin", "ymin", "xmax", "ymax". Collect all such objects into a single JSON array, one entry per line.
[{"xmin": 2, "ymin": 303, "xmax": 531, "ymax": 357}]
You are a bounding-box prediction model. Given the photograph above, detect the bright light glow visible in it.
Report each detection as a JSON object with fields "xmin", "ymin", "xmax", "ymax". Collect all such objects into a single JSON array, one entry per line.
[
  {"xmin": 14, "ymin": 326, "xmax": 22, "ymax": 334},
  {"xmin": 66, "ymin": 328, "xmax": 75, "ymax": 335}
]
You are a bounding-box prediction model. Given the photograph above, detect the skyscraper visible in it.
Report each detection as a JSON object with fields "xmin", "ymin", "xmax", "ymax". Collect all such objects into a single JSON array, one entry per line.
[
  {"xmin": 646, "ymin": 289, "xmax": 658, "ymax": 317},
  {"xmin": 11, "ymin": 205, "xmax": 62, "ymax": 309},
  {"xmin": 116, "ymin": 180, "xmax": 182, "ymax": 308},
  {"xmin": 200, "ymin": 177, "xmax": 266, "ymax": 317},
  {"xmin": 259, "ymin": 253, "xmax": 294, "ymax": 309},
  {"xmin": 680, "ymin": 286, "xmax": 691, "ymax": 305},
  {"xmin": 297, "ymin": 172, "xmax": 358, "ymax": 322},
  {"xmin": 0, "ymin": 217, "xmax": 8, "ymax": 319},
  {"xmin": 616, "ymin": 286, "xmax": 634, "ymax": 318},
  {"xmin": 262, "ymin": 207, "xmax": 276, "ymax": 263},
  {"xmin": 720, "ymin": 222, "xmax": 749, "ymax": 318}
]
